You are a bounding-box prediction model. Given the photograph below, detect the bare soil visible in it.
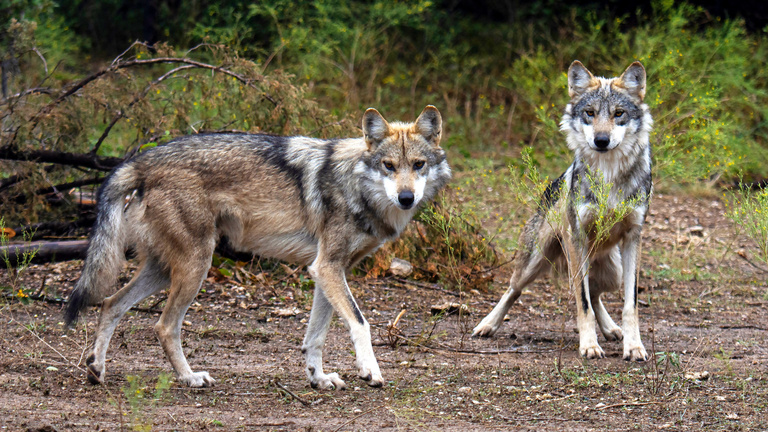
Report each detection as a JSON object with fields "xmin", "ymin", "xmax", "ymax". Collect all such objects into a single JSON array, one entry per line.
[{"xmin": 1, "ymin": 194, "xmax": 767, "ymax": 431}]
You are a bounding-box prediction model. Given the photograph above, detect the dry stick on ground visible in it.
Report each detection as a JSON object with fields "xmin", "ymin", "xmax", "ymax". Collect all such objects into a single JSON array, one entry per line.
[
  {"xmin": 594, "ymin": 401, "xmax": 664, "ymax": 411},
  {"xmin": 499, "ymin": 414, "xmax": 579, "ymax": 422},
  {"xmin": 9, "ymin": 316, "xmax": 86, "ymax": 378},
  {"xmin": 332, "ymin": 405, "xmax": 387, "ymax": 432},
  {"xmin": 392, "ymin": 332, "xmax": 556, "ymax": 355},
  {"xmin": 272, "ymin": 380, "xmax": 310, "ymax": 406}
]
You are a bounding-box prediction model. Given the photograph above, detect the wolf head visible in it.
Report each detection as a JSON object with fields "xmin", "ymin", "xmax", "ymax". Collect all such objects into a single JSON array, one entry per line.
[
  {"xmin": 361, "ymin": 105, "xmax": 451, "ymax": 211},
  {"xmin": 561, "ymin": 61, "xmax": 652, "ymax": 161}
]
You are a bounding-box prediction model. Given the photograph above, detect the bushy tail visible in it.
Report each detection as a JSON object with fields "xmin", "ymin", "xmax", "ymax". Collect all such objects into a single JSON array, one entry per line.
[{"xmin": 65, "ymin": 166, "xmax": 137, "ymax": 326}]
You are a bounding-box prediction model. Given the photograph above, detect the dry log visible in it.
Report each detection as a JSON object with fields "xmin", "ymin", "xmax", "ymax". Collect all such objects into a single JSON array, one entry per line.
[{"xmin": 1, "ymin": 240, "xmax": 88, "ymax": 266}]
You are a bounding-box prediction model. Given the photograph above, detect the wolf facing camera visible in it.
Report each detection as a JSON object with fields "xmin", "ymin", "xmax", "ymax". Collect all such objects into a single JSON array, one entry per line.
[
  {"xmin": 473, "ymin": 61, "xmax": 653, "ymax": 362},
  {"xmin": 65, "ymin": 106, "xmax": 451, "ymax": 389}
]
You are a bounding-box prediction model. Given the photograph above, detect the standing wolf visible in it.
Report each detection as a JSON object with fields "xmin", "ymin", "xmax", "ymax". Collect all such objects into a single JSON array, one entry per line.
[
  {"xmin": 473, "ymin": 61, "xmax": 652, "ymax": 362},
  {"xmin": 65, "ymin": 106, "xmax": 451, "ymax": 389}
]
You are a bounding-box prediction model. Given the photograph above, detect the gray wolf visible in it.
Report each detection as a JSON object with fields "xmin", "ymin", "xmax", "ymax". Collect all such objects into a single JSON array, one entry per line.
[
  {"xmin": 472, "ymin": 61, "xmax": 652, "ymax": 362},
  {"xmin": 65, "ymin": 106, "xmax": 451, "ymax": 389}
]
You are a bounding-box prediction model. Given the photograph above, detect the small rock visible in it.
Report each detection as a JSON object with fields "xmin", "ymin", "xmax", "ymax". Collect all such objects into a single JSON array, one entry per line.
[
  {"xmin": 595, "ymin": 402, "xmax": 606, "ymax": 409},
  {"xmin": 430, "ymin": 302, "xmax": 470, "ymax": 316},
  {"xmin": 684, "ymin": 371, "xmax": 710, "ymax": 381},
  {"xmin": 389, "ymin": 258, "xmax": 413, "ymax": 277},
  {"xmin": 458, "ymin": 386, "xmax": 472, "ymax": 394},
  {"xmin": 688, "ymin": 225, "xmax": 704, "ymax": 236},
  {"xmin": 272, "ymin": 307, "xmax": 300, "ymax": 317}
]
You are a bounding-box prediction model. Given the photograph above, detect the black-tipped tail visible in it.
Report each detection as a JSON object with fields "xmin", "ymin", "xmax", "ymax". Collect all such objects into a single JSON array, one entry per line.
[
  {"xmin": 63, "ymin": 162, "xmax": 136, "ymax": 327},
  {"xmin": 64, "ymin": 284, "xmax": 89, "ymax": 327}
]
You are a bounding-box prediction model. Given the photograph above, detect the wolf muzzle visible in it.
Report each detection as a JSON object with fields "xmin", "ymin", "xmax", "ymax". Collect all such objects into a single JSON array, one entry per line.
[
  {"xmin": 398, "ymin": 190, "xmax": 415, "ymax": 209},
  {"xmin": 594, "ymin": 132, "xmax": 611, "ymax": 152}
]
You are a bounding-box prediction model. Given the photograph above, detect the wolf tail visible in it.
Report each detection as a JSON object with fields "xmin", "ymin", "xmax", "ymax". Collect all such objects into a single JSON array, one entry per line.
[{"xmin": 64, "ymin": 164, "xmax": 138, "ymax": 326}]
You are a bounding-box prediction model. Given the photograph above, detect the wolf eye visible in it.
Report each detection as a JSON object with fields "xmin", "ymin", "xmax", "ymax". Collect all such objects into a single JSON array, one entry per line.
[
  {"xmin": 413, "ymin": 161, "xmax": 425, "ymax": 170},
  {"xmin": 585, "ymin": 110, "xmax": 595, "ymax": 117},
  {"xmin": 614, "ymin": 110, "xmax": 625, "ymax": 118},
  {"xmin": 383, "ymin": 161, "xmax": 396, "ymax": 172}
]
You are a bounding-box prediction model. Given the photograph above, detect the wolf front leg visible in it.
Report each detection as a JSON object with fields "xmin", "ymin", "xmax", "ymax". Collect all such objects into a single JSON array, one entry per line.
[
  {"xmin": 301, "ymin": 285, "xmax": 347, "ymax": 390},
  {"xmin": 566, "ymin": 237, "xmax": 604, "ymax": 359},
  {"xmin": 305, "ymin": 246, "xmax": 384, "ymax": 389},
  {"xmin": 620, "ymin": 226, "xmax": 649, "ymax": 362}
]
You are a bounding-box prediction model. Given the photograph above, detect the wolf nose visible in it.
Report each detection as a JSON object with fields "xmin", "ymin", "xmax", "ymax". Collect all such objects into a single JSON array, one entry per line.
[
  {"xmin": 398, "ymin": 191, "xmax": 415, "ymax": 208},
  {"xmin": 594, "ymin": 133, "xmax": 611, "ymax": 150}
]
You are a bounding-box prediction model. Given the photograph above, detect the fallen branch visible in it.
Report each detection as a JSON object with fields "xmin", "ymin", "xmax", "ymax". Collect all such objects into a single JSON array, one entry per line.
[
  {"xmin": 499, "ymin": 414, "xmax": 580, "ymax": 422},
  {"xmin": 0, "ymin": 239, "xmax": 89, "ymax": 266},
  {"xmin": 388, "ymin": 332, "xmax": 556, "ymax": 355},
  {"xmin": 332, "ymin": 404, "xmax": 386, "ymax": 432},
  {"xmin": 273, "ymin": 380, "xmax": 310, "ymax": 406},
  {"xmin": 11, "ymin": 216, "xmax": 96, "ymax": 241},
  {"xmin": 0, "ymin": 146, "xmax": 123, "ymax": 171},
  {"xmin": 594, "ymin": 401, "xmax": 664, "ymax": 411}
]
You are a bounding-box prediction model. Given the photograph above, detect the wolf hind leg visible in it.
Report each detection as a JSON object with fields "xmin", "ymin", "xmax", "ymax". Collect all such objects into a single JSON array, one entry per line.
[
  {"xmin": 472, "ymin": 242, "xmax": 556, "ymax": 338},
  {"xmin": 590, "ymin": 247, "xmax": 624, "ymax": 342},
  {"xmin": 566, "ymin": 237, "xmax": 605, "ymax": 359},
  {"xmin": 301, "ymin": 286, "xmax": 346, "ymax": 390},
  {"xmin": 86, "ymin": 257, "xmax": 169, "ymax": 384},
  {"xmin": 155, "ymin": 253, "xmax": 215, "ymax": 388},
  {"xmin": 621, "ymin": 227, "xmax": 649, "ymax": 362}
]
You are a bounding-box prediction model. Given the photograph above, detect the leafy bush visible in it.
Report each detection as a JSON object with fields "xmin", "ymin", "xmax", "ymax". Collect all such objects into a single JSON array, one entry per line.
[
  {"xmin": 0, "ymin": 29, "xmax": 352, "ymax": 224},
  {"xmin": 726, "ymin": 186, "xmax": 768, "ymax": 266}
]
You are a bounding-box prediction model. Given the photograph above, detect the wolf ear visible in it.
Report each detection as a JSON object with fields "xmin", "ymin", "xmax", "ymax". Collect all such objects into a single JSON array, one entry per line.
[
  {"xmin": 415, "ymin": 105, "xmax": 442, "ymax": 146},
  {"xmin": 567, "ymin": 60, "xmax": 598, "ymax": 98},
  {"xmin": 617, "ymin": 61, "xmax": 646, "ymax": 100},
  {"xmin": 363, "ymin": 108, "xmax": 391, "ymax": 147}
]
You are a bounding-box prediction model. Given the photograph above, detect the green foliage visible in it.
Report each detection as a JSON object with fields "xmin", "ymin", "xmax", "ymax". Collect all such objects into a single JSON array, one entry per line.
[
  {"xmin": 418, "ymin": 195, "xmax": 498, "ymax": 289},
  {"xmin": 217, "ymin": 0, "xmax": 768, "ymax": 184},
  {"xmin": 4, "ymin": 1, "xmax": 768, "ymax": 281},
  {"xmin": 121, "ymin": 373, "xmax": 172, "ymax": 432},
  {"xmin": 360, "ymin": 194, "xmax": 498, "ymax": 290},
  {"xmin": 1, "ymin": 34, "xmax": 351, "ymax": 224},
  {"xmin": 0, "ymin": 217, "xmax": 39, "ymax": 303},
  {"xmin": 725, "ymin": 186, "xmax": 768, "ymax": 265},
  {"xmin": 582, "ymin": 169, "xmax": 644, "ymax": 248}
]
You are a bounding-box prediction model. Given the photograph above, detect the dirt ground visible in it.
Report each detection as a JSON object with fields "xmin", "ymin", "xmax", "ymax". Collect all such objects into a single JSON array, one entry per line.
[{"xmin": 1, "ymin": 194, "xmax": 767, "ymax": 431}]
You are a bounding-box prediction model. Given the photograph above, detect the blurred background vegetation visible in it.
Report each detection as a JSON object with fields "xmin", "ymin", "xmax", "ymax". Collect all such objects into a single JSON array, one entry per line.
[{"xmin": 2, "ymin": 0, "xmax": 768, "ymax": 286}]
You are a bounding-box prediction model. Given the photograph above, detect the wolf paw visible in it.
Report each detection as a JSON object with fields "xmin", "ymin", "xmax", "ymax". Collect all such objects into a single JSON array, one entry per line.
[
  {"xmin": 178, "ymin": 371, "xmax": 216, "ymax": 387},
  {"xmin": 309, "ymin": 372, "xmax": 347, "ymax": 390},
  {"xmin": 602, "ymin": 327, "xmax": 624, "ymax": 342},
  {"xmin": 471, "ymin": 320, "xmax": 500, "ymax": 338},
  {"xmin": 623, "ymin": 345, "xmax": 649, "ymax": 362},
  {"xmin": 358, "ymin": 368, "xmax": 384, "ymax": 388},
  {"xmin": 580, "ymin": 344, "xmax": 606, "ymax": 359},
  {"xmin": 85, "ymin": 353, "xmax": 104, "ymax": 385}
]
